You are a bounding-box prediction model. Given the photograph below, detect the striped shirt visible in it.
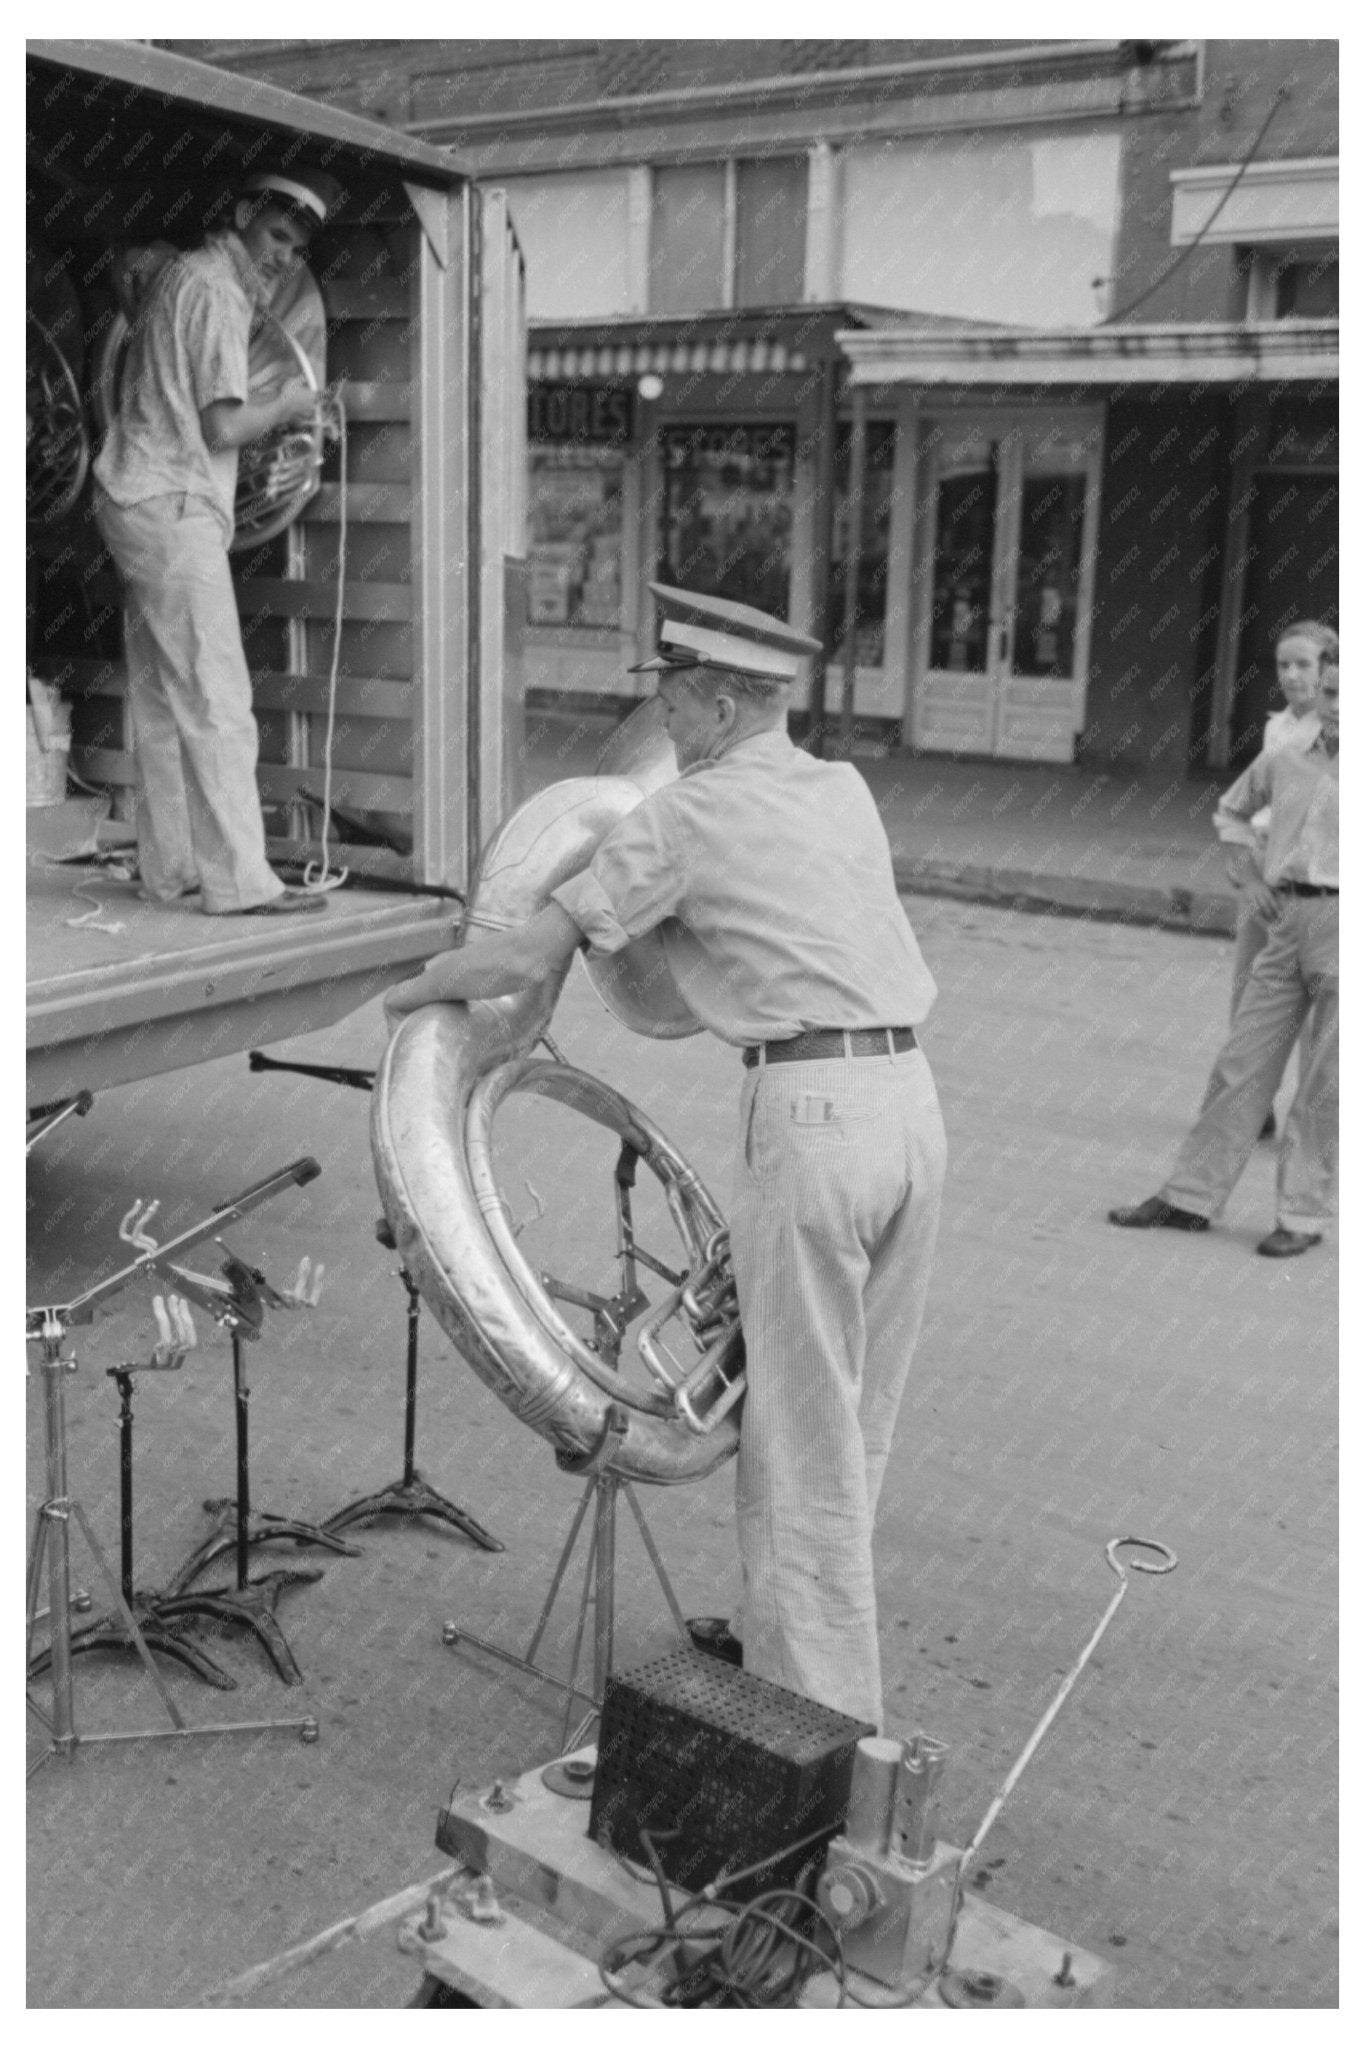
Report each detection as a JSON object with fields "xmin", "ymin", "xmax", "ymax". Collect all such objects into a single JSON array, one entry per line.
[
  {"xmin": 553, "ymin": 727, "xmax": 938, "ymax": 1047},
  {"xmin": 1214, "ymin": 739, "xmax": 1338, "ymax": 889}
]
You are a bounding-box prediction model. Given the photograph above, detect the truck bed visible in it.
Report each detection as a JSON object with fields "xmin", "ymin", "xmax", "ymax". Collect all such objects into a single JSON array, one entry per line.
[{"xmin": 26, "ymin": 860, "xmax": 458, "ymax": 1108}]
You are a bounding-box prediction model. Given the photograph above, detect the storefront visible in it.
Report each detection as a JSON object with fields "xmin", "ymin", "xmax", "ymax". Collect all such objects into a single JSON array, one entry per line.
[
  {"xmin": 522, "ymin": 305, "xmax": 925, "ymax": 733},
  {"xmin": 834, "ymin": 320, "xmax": 1338, "ymax": 772},
  {"xmin": 523, "ymin": 313, "xmax": 1336, "ymax": 774}
]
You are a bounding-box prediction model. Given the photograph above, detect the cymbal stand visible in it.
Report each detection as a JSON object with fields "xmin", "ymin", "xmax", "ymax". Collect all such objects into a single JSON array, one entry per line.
[
  {"xmin": 322, "ymin": 1220, "xmax": 501, "ymax": 1551},
  {"xmin": 25, "ymin": 1158, "xmax": 327, "ymax": 1774}
]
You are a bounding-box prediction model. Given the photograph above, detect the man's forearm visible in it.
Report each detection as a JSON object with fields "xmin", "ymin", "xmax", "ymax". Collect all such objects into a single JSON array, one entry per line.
[{"xmin": 384, "ymin": 902, "xmax": 583, "ymax": 1019}]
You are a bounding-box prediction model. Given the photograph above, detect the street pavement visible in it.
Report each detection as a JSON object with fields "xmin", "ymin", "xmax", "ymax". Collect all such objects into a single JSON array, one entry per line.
[
  {"xmin": 26, "ymin": 897, "xmax": 1336, "ymax": 2008},
  {"xmin": 521, "ymin": 710, "xmax": 1239, "ymax": 934}
]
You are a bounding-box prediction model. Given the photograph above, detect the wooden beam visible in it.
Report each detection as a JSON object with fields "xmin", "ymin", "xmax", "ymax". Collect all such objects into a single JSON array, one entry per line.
[{"xmin": 75, "ymin": 749, "xmax": 414, "ymax": 814}]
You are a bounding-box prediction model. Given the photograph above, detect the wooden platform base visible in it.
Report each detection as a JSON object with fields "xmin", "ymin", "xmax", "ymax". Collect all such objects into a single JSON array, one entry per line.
[{"xmin": 401, "ymin": 1747, "xmax": 1114, "ymax": 2010}]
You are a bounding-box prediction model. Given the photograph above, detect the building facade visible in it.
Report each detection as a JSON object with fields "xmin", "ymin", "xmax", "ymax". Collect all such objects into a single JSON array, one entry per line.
[{"xmin": 168, "ymin": 38, "xmax": 1338, "ymax": 774}]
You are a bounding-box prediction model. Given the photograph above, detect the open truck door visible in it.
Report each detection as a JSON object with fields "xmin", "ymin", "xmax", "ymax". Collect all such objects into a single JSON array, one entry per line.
[{"xmin": 26, "ymin": 41, "xmax": 521, "ymax": 1108}]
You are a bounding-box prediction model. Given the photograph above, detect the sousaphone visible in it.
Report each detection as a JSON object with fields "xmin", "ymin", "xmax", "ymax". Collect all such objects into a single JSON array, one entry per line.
[{"xmin": 372, "ymin": 705, "xmax": 746, "ymax": 1486}]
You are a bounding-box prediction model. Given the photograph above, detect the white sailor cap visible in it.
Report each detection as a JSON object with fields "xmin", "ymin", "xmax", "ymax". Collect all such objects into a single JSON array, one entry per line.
[
  {"xmin": 240, "ymin": 166, "xmax": 343, "ymax": 226},
  {"xmin": 629, "ymin": 582, "xmax": 822, "ymax": 684}
]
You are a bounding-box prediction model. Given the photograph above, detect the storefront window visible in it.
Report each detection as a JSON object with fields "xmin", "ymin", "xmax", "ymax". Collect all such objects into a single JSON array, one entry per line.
[
  {"xmin": 829, "ymin": 420, "xmax": 897, "ymax": 668},
  {"xmin": 1012, "ymin": 468, "xmax": 1087, "ymax": 678},
  {"xmin": 660, "ymin": 422, "xmax": 794, "ymax": 617},
  {"xmin": 928, "ymin": 442, "xmax": 998, "ymax": 673},
  {"xmin": 527, "ymin": 446, "xmax": 625, "ymax": 630}
]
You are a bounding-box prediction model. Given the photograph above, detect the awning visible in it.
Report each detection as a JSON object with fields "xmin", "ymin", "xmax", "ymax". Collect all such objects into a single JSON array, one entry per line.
[
  {"xmin": 526, "ymin": 302, "xmax": 946, "ymax": 384},
  {"xmin": 838, "ymin": 318, "xmax": 1339, "ymax": 388},
  {"xmin": 529, "ymin": 335, "xmax": 813, "ymax": 379}
]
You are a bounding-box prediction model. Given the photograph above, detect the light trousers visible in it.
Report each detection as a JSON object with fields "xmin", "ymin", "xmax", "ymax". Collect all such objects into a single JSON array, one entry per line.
[
  {"xmin": 93, "ymin": 489, "xmax": 282, "ymax": 915},
  {"xmin": 1164, "ymin": 896, "xmax": 1338, "ymax": 1233},
  {"xmin": 727, "ymin": 1047, "xmax": 947, "ymax": 1730}
]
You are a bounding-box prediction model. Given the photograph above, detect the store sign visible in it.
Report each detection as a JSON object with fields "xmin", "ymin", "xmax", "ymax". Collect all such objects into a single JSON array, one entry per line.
[
  {"xmin": 529, "ymin": 382, "xmax": 635, "ymax": 446},
  {"xmin": 664, "ymin": 422, "xmax": 795, "ymax": 468}
]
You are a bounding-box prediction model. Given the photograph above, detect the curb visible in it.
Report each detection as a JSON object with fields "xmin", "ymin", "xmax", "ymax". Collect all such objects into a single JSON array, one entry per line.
[{"xmin": 891, "ymin": 858, "xmax": 1238, "ymax": 937}]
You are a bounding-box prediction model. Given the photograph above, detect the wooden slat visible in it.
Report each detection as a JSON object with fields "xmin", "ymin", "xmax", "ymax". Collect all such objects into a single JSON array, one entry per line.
[
  {"xmin": 307, "ymin": 482, "xmax": 414, "ymax": 525},
  {"xmin": 235, "ymin": 578, "xmax": 412, "ymax": 623},
  {"xmin": 75, "ymin": 749, "xmax": 414, "ymax": 814},
  {"xmin": 337, "ymin": 380, "xmax": 412, "ymax": 421},
  {"xmin": 57, "ymin": 659, "xmax": 412, "ymax": 721},
  {"xmin": 250, "ymin": 672, "xmax": 412, "ymax": 719},
  {"xmin": 323, "ymin": 279, "xmax": 410, "ymax": 321}
]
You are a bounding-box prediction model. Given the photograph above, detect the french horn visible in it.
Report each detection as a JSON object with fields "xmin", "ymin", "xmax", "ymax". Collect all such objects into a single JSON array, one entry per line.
[{"xmin": 371, "ymin": 708, "xmax": 746, "ymax": 1486}]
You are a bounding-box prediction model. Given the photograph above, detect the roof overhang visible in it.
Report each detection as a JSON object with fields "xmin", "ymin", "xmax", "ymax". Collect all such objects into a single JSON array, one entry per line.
[
  {"xmin": 26, "ymin": 38, "xmax": 470, "ymax": 186},
  {"xmin": 528, "ymin": 304, "xmax": 998, "ymax": 382},
  {"xmin": 1169, "ymin": 157, "xmax": 1338, "ymax": 248},
  {"xmin": 838, "ymin": 319, "xmax": 1339, "ymax": 389}
]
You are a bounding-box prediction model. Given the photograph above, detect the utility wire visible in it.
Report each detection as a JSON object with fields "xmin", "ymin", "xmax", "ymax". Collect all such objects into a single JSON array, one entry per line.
[{"xmin": 1099, "ymin": 87, "xmax": 1289, "ymax": 326}]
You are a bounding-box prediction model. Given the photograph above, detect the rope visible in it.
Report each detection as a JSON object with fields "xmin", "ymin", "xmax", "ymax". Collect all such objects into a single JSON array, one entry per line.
[{"xmin": 303, "ymin": 389, "xmax": 350, "ymax": 895}]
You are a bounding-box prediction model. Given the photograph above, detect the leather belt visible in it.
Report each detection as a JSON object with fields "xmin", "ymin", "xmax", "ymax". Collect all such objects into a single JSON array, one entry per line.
[
  {"xmin": 743, "ymin": 1027, "xmax": 918, "ymax": 1069},
  {"xmin": 1278, "ymin": 882, "xmax": 1338, "ymax": 897}
]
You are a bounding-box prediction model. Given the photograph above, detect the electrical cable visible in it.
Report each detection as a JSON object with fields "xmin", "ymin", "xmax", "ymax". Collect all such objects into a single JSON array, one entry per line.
[
  {"xmin": 1099, "ymin": 87, "xmax": 1289, "ymax": 325},
  {"xmin": 598, "ymin": 1825, "xmax": 847, "ymax": 2009}
]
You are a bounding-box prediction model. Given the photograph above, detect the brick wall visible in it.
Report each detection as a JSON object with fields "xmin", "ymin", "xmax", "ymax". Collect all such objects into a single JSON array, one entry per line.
[
  {"xmin": 1085, "ymin": 394, "xmax": 1229, "ymax": 773},
  {"xmin": 1109, "ymin": 38, "xmax": 1338, "ymax": 324}
]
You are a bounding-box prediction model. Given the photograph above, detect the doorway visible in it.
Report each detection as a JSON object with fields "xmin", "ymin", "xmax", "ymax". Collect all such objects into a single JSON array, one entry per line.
[
  {"xmin": 910, "ymin": 410, "xmax": 1103, "ymax": 760},
  {"xmin": 1228, "ymin": 470, "xmax": 1338, "ymax": 770}
]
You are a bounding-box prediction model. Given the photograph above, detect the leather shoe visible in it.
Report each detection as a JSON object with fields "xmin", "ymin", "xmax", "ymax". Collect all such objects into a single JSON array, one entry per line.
[
  {"xmin": 1256, "ymin": 1227, "xmax": 1323, "ymax": 1258},
  {"xmin": 1107, "ymin": 1196, "xmax": 1209, "ymax": 1231},
  {"xmin": 686, "ymin": 1617, "xmax": 742, "ymax": 1667}
]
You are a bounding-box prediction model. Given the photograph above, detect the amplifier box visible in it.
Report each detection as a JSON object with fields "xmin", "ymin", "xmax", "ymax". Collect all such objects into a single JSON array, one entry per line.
[{"xmin": 589, "ymin": 1648, "xmax": 875, "ymax": 1902}]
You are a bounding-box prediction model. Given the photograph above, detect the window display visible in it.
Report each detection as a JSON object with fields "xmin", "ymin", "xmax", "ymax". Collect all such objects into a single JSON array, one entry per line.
[
  {"xmin": 527, "ymin": 446, "xmax": 625, "ymax": 630},
  {"xmin": 660, "ymin": 422, "xmax": 794, "ymax": 618}
]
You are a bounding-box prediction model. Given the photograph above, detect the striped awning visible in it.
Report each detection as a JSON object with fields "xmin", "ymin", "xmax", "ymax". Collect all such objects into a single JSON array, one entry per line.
[{"xmin": 528, "ymin": 336, "xmax": 809, "ymax": 380}]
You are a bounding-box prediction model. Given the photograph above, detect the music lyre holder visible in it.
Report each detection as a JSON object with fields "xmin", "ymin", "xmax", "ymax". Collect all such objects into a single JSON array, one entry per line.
[
  {"xmin": 441, "ymin": 1140, "xmax": 688, "ymax": 1756},
  {"xmin": 26, "ymin": 1158, "xmax": 325, "ymax": 1774},
  {"xmin": 155, "ymin": 1245, "xmax": 359, "ymax": 1686},
  {"xmin": 247, "ymin": 1052, "xmax": 501, "ymax": 1553},
  {"xmin": 28, "ymin": 1299, "xmax": 236, "ymax": 1692}
]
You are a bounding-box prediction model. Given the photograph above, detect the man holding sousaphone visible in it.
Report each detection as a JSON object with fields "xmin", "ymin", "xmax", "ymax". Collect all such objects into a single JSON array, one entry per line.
[
  {"xmin": 92, "ymin": 165, "xmax": 340, "ymax": 917},
  {"xmin": 385, "ymin": 585, "xmax": 947, "ymax": 1732}
]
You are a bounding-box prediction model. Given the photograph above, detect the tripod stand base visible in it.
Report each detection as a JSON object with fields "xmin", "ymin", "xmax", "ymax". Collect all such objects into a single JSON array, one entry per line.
[
  {"xmin": 28, "ymin": 1597, "xmax": 237, "ymax": 1691},
  {"xmin": 156, "ymin": 1567, "xmax": 324, "ymax": 1686},
  {"xmin": 323, "ymin": 1469, "xmax": 502, "ymax": 1552},
  {"xmin": 168, "ymin": 1501, "xmax": 360, "ymax": 1594}
]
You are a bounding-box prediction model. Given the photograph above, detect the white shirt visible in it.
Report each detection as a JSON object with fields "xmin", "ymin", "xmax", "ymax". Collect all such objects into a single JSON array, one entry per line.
[{"xmin": 553, "ymin": 728, "xmax": 938, "ymax": 1047}]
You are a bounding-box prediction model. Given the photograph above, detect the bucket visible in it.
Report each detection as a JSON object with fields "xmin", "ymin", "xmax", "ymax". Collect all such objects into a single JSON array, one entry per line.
[{"xmin": 27, "ymin": 691, "xmax": 72, "ymax": 808}]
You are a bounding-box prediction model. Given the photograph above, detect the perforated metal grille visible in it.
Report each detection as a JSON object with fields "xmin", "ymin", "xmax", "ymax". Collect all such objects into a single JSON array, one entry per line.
[{"xmin": 589, "ymin": 1649, "xmax": 873, "ymax": 1900}]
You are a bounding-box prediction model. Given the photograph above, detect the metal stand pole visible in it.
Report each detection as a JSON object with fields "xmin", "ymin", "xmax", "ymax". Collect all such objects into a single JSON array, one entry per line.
[
  {"xmin": 31, "ymin": 1367, "xmax": 237, "ymax": 1690},
  {"xmin": 322, "ymin": 1227, "xmax": 501, "ymax": 1550},
  {"xmin": 159, "ymin": 1330, "xmax": 348, "ymax": 1686},
  {"xmin": 26, "ymin": 1325, "xmax": 319, "ymax": 1772},
  {"xmin": 443, "ymin": 1462, "xmax": 687, "ymax": 1752}
]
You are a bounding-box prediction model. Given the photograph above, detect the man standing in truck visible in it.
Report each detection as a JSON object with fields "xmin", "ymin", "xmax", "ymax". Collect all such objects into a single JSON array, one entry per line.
[{"xmin": 92, "ymin": 166, "xmax": 339, "ymax": 917}]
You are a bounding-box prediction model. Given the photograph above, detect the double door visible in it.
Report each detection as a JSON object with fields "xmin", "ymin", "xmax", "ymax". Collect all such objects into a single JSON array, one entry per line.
[{"xmin": 912, "ymin": 410, "xmax": 1102, "ymax": 761}]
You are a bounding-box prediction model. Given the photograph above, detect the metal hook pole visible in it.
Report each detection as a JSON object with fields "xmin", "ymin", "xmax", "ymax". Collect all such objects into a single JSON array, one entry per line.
[{"xmin": 961, "ymin": 1536, "xmax": 1177, "ymax": 1873}]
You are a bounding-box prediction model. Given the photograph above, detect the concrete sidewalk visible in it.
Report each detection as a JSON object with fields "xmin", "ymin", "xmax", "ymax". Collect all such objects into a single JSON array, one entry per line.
[{"xmin": 524, "ymin": 715, "xmax": 1237, "ymax": 936}]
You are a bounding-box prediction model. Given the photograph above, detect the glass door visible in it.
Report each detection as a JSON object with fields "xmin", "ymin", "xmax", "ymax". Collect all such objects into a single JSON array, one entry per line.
[{"xmin": 914, "ymin": 411, "xmax": 1102, "ymax": 760}]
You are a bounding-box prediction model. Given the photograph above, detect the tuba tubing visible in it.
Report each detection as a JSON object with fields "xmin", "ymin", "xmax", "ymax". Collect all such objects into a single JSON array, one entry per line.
[{"xmin": 371, "ymin": 776, "xmax": 742, "ymax": 1485}]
